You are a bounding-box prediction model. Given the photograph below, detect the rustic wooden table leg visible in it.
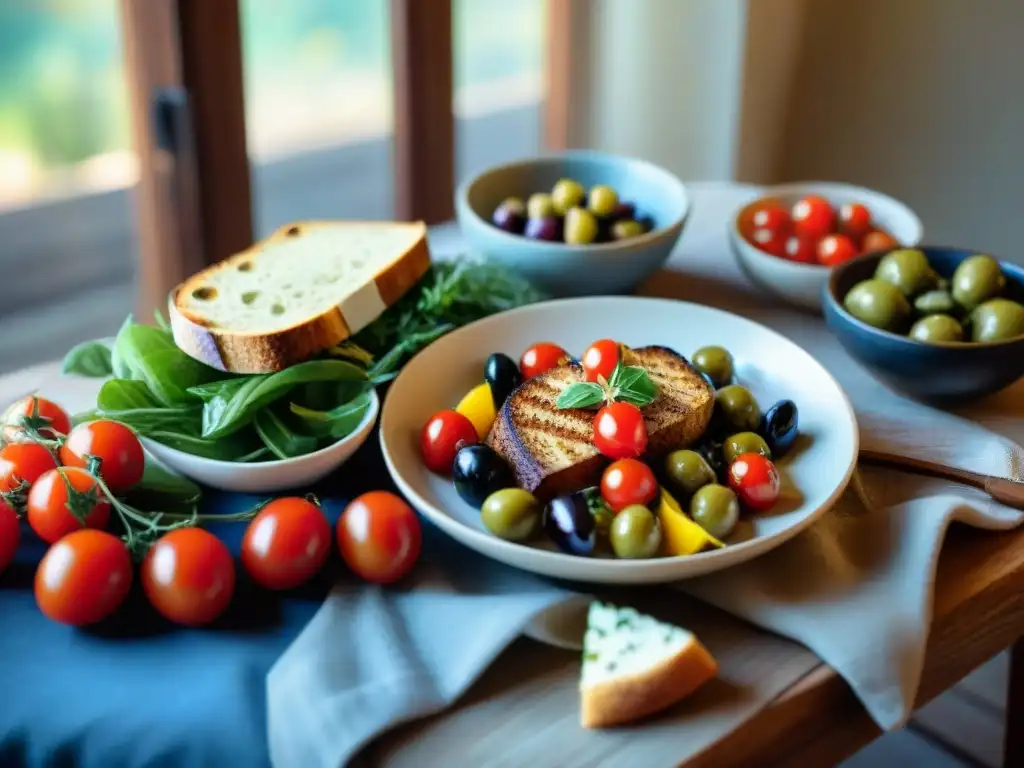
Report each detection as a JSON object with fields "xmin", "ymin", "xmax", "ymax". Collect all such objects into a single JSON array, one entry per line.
[{"xmin": 1006, "ymin": 638, "xmax": 1024, "ymax": 767}]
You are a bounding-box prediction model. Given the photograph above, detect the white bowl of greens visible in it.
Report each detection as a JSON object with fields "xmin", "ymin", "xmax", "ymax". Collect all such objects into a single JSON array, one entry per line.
[{"xmin": 60, "ymin": 259, "xmax": 547, "ymax": 493}]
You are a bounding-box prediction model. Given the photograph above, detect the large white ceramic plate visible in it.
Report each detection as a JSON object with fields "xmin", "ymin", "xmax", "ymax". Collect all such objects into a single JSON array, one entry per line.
[{"xmin": 380, "ymin": 297, "xmax": 859, "ymax": 584}]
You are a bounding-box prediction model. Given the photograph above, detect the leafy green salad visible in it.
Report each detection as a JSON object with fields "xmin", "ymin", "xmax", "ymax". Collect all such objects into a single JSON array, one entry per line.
[{"xmin": 61, "ymin": 260, "xmax": 546, "ymax": 462}]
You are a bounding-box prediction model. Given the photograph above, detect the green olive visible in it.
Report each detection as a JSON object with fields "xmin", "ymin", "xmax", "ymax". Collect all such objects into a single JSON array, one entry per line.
[
  {"xmin": 874, "ymin": 249, "xmax": 939, "ymax": 297},
  {"xmin": 969, "ymin": 298, "xmax": 1024, "ymax": 342},
  {"xmin": 909, "ymin": 314, "xmax": 964, "ymax": 343},
  {"xmin": 722, "ymin": 432, "xmax": 772, "ymax": 464},
  {"xmin": 480, "ymin": 488, "xmax": 541, "ymax": 542},
  {"xmin": 564, "ymin": 206, "xmax": 599, "ymax": 245},
  {"xmin": 689, "ymin": 484, "xmax": 739, "ymax": 540},
  {"xmin": 551, "ymin": 178, "xmax": 586, "ymax": 216},
  {"xmin": 527, "ymin": 192, "xmax": 555, "ymax": 220},
  {"xmin": 610, "ymin": 219, "xmax": 646, "ymax": 241},
  {"xmin": 842, "ymin": 279, "xmax": 913, "ymax": 332},
  {"xmin": 952, "ymin": 254, "xmax": 1005, "ymax": 311},
  {"xmin": 913, "ymin": 289, "xmax": 957, "ymax": 316},
  {"xmin": 664, "ymin": 449, "xmax": 716, "ymax": 497},
  {"xmin": 609, "ymin": 504, "xmax": 662, "ymax": 559},
  {"xmin": 588, "ymin": 184, "xmax": 619, "ymax": 218},
  {"xmin": 715, "ymin": 384, "xmax": 761, "ymax": 432},
  {"xmin": 692, "ymin": 345, "xmax": 734, "ymax": 389}
]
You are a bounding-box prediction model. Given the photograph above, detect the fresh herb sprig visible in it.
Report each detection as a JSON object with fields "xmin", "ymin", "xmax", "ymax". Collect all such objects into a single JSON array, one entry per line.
[{"xmin": 556, "ymin": 363, "xmax": 659, "ymax": 410}]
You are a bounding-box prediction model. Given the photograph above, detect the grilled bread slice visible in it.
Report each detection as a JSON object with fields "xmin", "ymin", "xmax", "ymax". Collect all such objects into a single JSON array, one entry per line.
[
  {"xmin": 487, "ymin": 345, "xmax": 714, "ymax": 501},
  {"xmin": 170, "ymin": 220, "xmax": 431, "ymax": 374}
]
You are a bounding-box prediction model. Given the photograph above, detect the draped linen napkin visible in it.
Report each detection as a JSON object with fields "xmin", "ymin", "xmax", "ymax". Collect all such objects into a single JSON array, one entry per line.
[{"xmin": 266, "ymin": 183, "xmax": 1024, "ymax": 767}]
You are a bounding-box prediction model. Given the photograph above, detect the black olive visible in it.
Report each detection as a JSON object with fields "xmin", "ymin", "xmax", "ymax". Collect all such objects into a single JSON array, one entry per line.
[
  {"xmin": 759, "ymin": 399, "xmax": 799, "ymax": 458},
  {"xmin": 452, "ymin": 444, "xmax": 514, "ymax": 508},
  {"xmin": 543, "ymin": 491, "xmax": 597, "ymax": 556},
  {"xmin": 694, "ymin": 437, "xmax": 728, "ymax": 483},
  {"xmin": 484, "ymin": 353, "xmax": 522, "ymax": 410}
]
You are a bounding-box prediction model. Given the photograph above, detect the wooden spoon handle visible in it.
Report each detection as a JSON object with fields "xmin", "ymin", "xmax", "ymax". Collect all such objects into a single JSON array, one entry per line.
[{"xmin": 860, "ymin": 449, "xmax": 1024, "ymax": 511}]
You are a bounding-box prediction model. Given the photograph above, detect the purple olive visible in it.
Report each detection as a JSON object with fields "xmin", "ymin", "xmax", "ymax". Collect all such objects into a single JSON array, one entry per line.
[
  {"xmin": 543, "ymin": 491, "xmax": 596, "ymax": 556},
  {"xmin": 611, "ymin": 201, "xmax": 636, "ymax": 221},
  {"xmin": 492, "ymin": 197, "xmax": 526, "ymax": 234},
  {"xmin": 525, "ymin": 216, "xmax": 561, "ymax": 242}
]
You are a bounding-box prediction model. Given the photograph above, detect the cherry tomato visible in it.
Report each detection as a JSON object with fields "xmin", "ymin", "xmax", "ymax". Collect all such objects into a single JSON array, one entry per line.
[
  {"xmin": 817, "ymin": 233, "xmax": 859, "ymax": 267},
  {"xmin": 420, "ymin": 410, "xmax": 478, "ymax": 474},
  {"xmin": 600, "ymin": 458, "xmax": 659, "ymax": 513},
  {"xmin": 520, "ymin": 342, "xmax": 570, "ymax": 379},
  {"xmin": 727, "ymin": 453, "xmax": 781, "ymax": 512},
  {"xmin": 861, "ymin": 229, "xmax": 899, "ymax": 253},
  {"xmin": 581, "ymin": 339, "xmax": 620, "ymax": 383},
  {"xmin": 593, "ymin": 402, "xmax": 648, "ymax": 460},
  {"xmin": 35, "ymin": 529, "xmax": 132, "ymax": 626},
  {"xmin": 791, "ymin": 195, "xmax": 835, "ymax": 240},
  {"xmin": 142, "ymin": 527, "xmax": 236, "ymax": 626},
  {"xmin": 0, "ymin": 442, "xmax": 58, "ymax": 493},
  {"xmin": 751, "ymin": 205, "xmax": 791, "ymax": 234},
  {"xmin": 0, "ymin": 500, "xmax": 18, "ymax": 574},
  {"xmin": 2, "ymin": 396, "xmax": 71, "ymax": 442},
  {"xmin": 337, "ymin": 491, "xmax": 421, "ymax": 584},
  {"xmin": 783, "ymin": 235, "xmax": 817, "ymax": 264},
  {"xmin": 749, "ymin": 227, "xmax": 787, "ymax": 258},
  {"xmin": 838, "ymin": 202, "xmax": 872, "ymax": 241},
  {"xmin": 27, "ymin": 467, "xmax": 111, "ymax": 544},
  {"xmin": 241, "ymin": 497, "xmax": 332, "ymax": 590},
  {"xmin": 59, "ymin": 420, "xmax": 145, "ymax": 493}
]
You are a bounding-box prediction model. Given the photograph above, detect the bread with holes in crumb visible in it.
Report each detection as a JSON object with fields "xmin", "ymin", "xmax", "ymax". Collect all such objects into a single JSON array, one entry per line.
[
  {"xmin": 580, "ymin": 601, "xmax": 718, "ymax": 728},
  {"xmin": 168, "ymin": 220, "xmax": 431, "ymax": 373},
  {"xmin": 486, "ymin": 346, "xmax": 715, "ymax": 501}
]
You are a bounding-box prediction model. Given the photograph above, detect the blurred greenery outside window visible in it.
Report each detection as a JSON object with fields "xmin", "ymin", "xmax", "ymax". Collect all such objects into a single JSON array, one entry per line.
[{"xmin": 0, "ymin": 0, "xmax": 544, "ymax": 212}]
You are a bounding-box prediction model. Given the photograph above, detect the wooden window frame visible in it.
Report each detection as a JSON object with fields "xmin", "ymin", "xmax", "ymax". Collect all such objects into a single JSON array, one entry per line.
[{"xmin": 120, "ymin": 0, "xmax": 570, "ymax": 317}]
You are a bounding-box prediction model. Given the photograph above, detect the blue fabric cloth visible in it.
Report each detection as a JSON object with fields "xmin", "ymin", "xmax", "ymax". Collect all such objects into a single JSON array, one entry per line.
[{"xmin": 0, "ymin": 437, "xmax": 394, "ymax": 768}]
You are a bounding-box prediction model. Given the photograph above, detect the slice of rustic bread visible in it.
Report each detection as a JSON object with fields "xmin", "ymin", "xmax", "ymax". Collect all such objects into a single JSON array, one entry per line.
[
  {"xmin": 169, "ymin": 220, "xmax": 430, "ymax": 373},
  {"xmin": 486, "ymin": 345, "xmax": 715, "ymax": 501}
]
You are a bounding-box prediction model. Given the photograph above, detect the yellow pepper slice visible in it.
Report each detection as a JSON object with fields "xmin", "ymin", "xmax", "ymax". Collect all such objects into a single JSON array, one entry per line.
[
  {"xmin": 456, "ymin": 382, "xmax": 497, "ymax": 439},
  {"xmin": 657, "ymin": 487, "xmax": 725, "ymax": 556}
]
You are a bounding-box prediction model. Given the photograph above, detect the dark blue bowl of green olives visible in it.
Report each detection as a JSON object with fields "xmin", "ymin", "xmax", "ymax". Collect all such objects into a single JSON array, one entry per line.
[
  {"xmin": 823, "ymin": 246, "xmax": 1024, "ymax": 403},
  {"xmin": 455, "ymin": 151, "xmax": 690, "ymax": 297}
]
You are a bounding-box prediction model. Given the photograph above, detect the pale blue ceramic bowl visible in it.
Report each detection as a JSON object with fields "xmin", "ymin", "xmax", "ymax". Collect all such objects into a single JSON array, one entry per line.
[{"xmin": 455, "ymin": 151, "xmax": 690, "ymax": 296}]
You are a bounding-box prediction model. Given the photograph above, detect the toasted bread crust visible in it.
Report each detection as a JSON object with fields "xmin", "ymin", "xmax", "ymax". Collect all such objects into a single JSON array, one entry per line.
[
  {"xmin": 580, "ymin": 636, "xmax": 718, "ymax": 728},
  {"xmin": 487, "ymin": 346, "xmax": 714, "ymax": 501},
  {"xmin": 169, "ymin": 221, "xmax": 430, "ymax": 373}
]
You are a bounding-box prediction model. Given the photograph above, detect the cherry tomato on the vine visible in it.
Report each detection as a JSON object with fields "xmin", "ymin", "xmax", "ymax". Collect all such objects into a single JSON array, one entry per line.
[
  {"xmin": 142, "ymin": 527, "xmax": 236, "ymax": 626},
  {"xmin": 337, "ymin": 491, "xmax": 421, "ymax": 584},
  {"xmin": 751, "ymin": 205, "xmax": 791, "ymax": 235},
  {"xmin": 783, "ymin": 235, "xmax": 817, "ymax": 264},
  {"xmin": 861, "ymin": 229, "xmax": 899, "ymax": 253},
  {"xmin": 420, "ymin": 410, "xmax": 478, "ymax": 474},
  {"xmin": 581, "ymin": 339, "xmax": 620, "ymax": 382},
  {"xmin": 817, "ymin": 233, "xmax": 859, "ymax": 267},
  {"xmin": 2, "ymin": 396, "xmax": 71, "ymax": 442},
  {"xmin": 520, "ymin": 342, "xmax": 570, "ymax": 379},
  {"xmin": 60, "ymin": 420, "xmax": 145, "ymax": 493},
  {"xmin": 593, "ymin": 401, "xmax": 648, "ymax": 460},
  {"xmin": 35, "ymin": 529, "xmax": 133, "ymax": 626},
  {"xmin": 791, "ymin": 195, "xmax": 835, "ymax": 240},
  {"xmin": 600, "ymin": 458, "xmax": 659, "ymax": 513},
  {"xmin": 0, "ymin": 500, "xmax": 19, "ymax": 574},
  {"xmin": 27, "ymin": 467, "xmax": 111, "ymax": 544},
  {"xmin": 838, "ymin": 202, "xmax": 872, "ymax": 241},
  {"xmin": 727, "ymin": 453, "xmax": 781, "ymax": 512},
  {"xmin": 749, "ymin": 227, "xmax": 788, "ymax": 258},
  {"xmin": 241, "ymin": 497, "xmax": 332, "ymax": 590},
  {"xmin": 0, "ymin": 442, "xmax": 58, "ymax": 493}
]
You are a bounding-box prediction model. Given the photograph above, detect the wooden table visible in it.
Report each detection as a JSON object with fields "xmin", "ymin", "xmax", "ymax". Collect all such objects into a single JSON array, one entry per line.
[{"xmin": 4, "ymin": 361, "xmax": 1023, "ymax": 768}]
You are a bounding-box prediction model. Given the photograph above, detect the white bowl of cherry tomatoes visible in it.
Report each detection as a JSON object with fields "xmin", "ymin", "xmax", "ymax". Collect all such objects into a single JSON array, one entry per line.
[{"xmin": 729, "ymin": 182, "xmax": 924, "ymax": 312}]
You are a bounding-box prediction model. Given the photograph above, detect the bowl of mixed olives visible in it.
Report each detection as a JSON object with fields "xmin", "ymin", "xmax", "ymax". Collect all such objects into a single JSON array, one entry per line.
[
  {"xmin": 455, "ymin": 151, "xmax": 690, "ymax": 296},
  {"xmin": 823, "ymin": 246, "xmax": 1024, "ymax": 402}
]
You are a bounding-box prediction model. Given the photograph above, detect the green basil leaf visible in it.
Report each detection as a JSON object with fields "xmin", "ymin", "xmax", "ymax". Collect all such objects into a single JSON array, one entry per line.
[
  {"xmin": 110, "ymin": 315, "xmax": 135, "ymax": 380},
  {"xmin": 62, "ymin": 340, "xmax": 113, "ymax": 377},
  {"xmin": 96, "ymin": 379, "xmax": 162, "ymax": 411},
  {"xmin": 254, "ymin": 408, "xmax": 319, "ymax": 459},
  {"xmin": 116, "ymin": 324, "xmax": 214, "ymax": 406},
  {"xmin": 614, "ymin": 367, "xmax": 657, "ymax": 408},
  {"xmin": 144, "ymin": 426, "xmax": 262, "ymax": 460},
  {"xmin": 187, "ymin": 377, "xmax": 250, "ymax": 402},
  {"xmin": 236, "ymin": 446, "xmax": 272, "ymax": 463},
  {"xmin": 556, "ymin": 382, "xmax": 605, "ymax": 410},
  {"xmin": 153, "ymin": 308, "xmax": 171, "ymax": 331},
  {"xmin": 200, "ymin": 360, "xmax": 367, "ymax": 439},
  {"xmin": 290, "ymin": 389, "xmax": 373, "ymax": 439},
  {"xmin": 327, "ymin": 340, "xmax": 374, "ymax": 367}
]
